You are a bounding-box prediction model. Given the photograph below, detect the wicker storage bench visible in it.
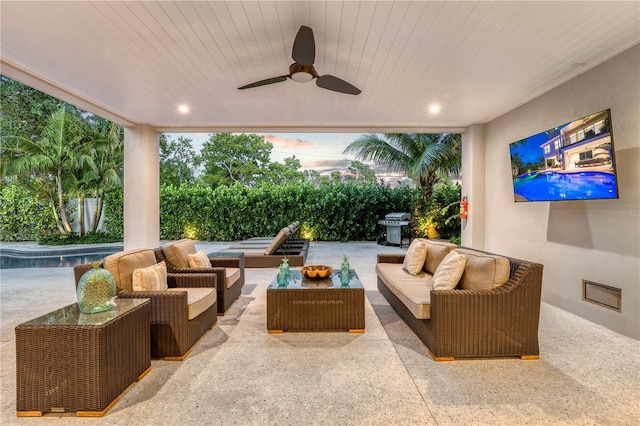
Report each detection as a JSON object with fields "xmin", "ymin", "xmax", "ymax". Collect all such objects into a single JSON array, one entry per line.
[
  {"xmin": 376, "ymin": 244, "xmax": 543, "ymax": 361},
  {"xmin": 16, "ymin": 299, "xmax": 151, "ymax": 417}
]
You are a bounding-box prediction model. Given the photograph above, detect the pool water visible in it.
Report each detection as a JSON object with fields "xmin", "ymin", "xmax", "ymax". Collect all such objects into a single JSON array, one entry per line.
[
  {"xmin": 1, "ymin": 252, "xmax": 119, "ymax": 269},
  {"xmin": 513, "ymin": 170, "xmax": 617, "ymax": 202}
]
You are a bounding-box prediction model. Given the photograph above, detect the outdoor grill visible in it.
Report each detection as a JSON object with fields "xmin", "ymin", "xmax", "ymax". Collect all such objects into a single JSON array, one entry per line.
[{"xmin": 378, "ymin": 212, "xmax": 412, "ymax": 246}]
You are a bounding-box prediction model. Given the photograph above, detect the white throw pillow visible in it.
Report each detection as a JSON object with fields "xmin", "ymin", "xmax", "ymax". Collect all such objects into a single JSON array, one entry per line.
[
  {"xmin": 433, "ymin": 251, "xmax": 466, "ymax": 290},
  {"xmin": 403, "ymin": 239, "xmax": 428, "ymax": 276},
  {"xmin": 188, "ymin": 250, "xmax": 211, "ymax": 268},
  {"xmin": 132, "ymin": 261, "xmax": 168, "ymax": 291}
]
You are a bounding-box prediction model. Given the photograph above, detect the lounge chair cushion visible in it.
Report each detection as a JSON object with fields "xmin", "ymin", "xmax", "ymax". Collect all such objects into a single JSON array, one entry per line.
[
  {"xmin": 168, "ymin": 287, "xmax": 217, "ymax": 320},
  {"xmin": 433, "ymin": 251, "xmax": 466, "ymax": 290},
  {"xmin": 403, "ymin": 239, "xmax": 428, "ymax": 275},
  {"xmin": 163, "ymin": 239, "xmax": 197, "ymax": 268},
  {"xmin": 376, "ymin": 263, "xmax": 433, "ymax": 319},
  {"xmin": 453, "ymin": 248, "xmax": 510, "ymax": 290},
  {"xmin": 225, "ymin": 267, "xmax": 241, "ymax": 289},
  {"xmin": 132, "ymin": 261, "xmax": 168, "ymax": 291},
  {"xmin": 421, "ymin": 239, "xmax": 458, "ymax": 274},
  {"xmin": 103, "ymin": 249, "xmax": 158, "ymax": 292},
  {"xmin": 264, "ymin": 228, "xmax": 289, "ymax": 255},
  {"xmin": 187, "ymin": 250, "xmax": 212, "ymax": 268}
]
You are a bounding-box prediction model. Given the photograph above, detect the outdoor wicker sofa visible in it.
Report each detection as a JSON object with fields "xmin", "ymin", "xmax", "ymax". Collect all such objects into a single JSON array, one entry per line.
[
  {"xmin": 74, "ymin": 248, "xmax": 218, "ymax": 360},
  {"xmin": 376, "ymin": 240, "xmax": 543, "ymax": 361},
  {"xmin": 156, "ymin": 239, "xmax": 245, "ymax": 314}
]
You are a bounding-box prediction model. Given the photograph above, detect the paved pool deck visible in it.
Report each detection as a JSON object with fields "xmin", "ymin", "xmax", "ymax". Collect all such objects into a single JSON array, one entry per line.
[{"xmin": 1, "ymin": 241, "xmax": 639, "ymax": 425}]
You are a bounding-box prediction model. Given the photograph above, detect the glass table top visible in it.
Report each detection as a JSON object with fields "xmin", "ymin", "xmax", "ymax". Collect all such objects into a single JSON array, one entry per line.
[
  {"xmin": 17, "ymin": 298, "xmax": 149, "ymax": 327},
  {"xmin": 268, "ymin": 269, "xmax": 362, "ymax": 290}
]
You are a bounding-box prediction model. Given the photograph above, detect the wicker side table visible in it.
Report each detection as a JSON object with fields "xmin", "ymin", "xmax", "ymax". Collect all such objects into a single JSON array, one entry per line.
[
  {"xmin": 16, "ymin": 298, "xmax": 151, "ymax": 417},
  {"xmin": 267, "ymin": 269, "xmax": 365, "ymax": 333}
]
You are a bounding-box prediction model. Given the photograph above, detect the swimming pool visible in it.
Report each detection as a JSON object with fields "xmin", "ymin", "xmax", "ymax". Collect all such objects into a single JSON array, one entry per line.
[
  {"xmin": 0, "ymin": 246, "xmax": 121, "ymax": 269},
  {"xmin": 512, "ymin": 170, "xmax": 617, "ymax": 202}
]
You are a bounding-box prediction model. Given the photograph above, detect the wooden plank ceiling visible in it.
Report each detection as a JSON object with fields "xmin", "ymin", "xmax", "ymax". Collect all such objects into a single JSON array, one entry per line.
[{"xmin": 1, "ymin": 1, "xmax": 639, "ymax": 132}]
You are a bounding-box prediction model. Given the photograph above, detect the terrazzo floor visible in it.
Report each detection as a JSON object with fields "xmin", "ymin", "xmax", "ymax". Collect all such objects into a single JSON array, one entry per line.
[{"xmin": 1, "ymin": 241, "xmax": 638, "ymax": 425}]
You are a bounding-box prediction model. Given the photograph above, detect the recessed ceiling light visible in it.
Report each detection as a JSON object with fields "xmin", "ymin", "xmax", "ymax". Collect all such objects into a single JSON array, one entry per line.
[
  {"xmin": 429, "ymin": 105, "xmax": 440, "ymax": 113},
  {"xmin": 178, "ymin": 105, "xmax": 189, "ymax": 113}
]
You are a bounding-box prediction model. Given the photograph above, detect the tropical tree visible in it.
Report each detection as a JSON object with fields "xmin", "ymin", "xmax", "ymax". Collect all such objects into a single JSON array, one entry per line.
[
  {"xmin": 0, "ymin": 75, "xmax": 62, "ymax": 142},
  {"xmin": 200, "ymin": 133, "xmax": 304, "ymax": 187},
  {"xmin": 1, "ymin": 106, "xmax": 94, "ymax": 233},
  {"xmin": 86, "ymin": 118, "xmax": 123, "ymax": 232},
  {"xmin": 265, "ymin": 156, "xmax": 305, "ymax": 185},
  {"xmin": 159, "ymin": 134, "xmax": 200, "ymax": 187},
  {"xmin": 343, "ymin": 133, "xmax": 461, "ymax": 200},
  {"xmin": 200, "ymin": 133, "xmax": 272, "ymax": 187},
  {"xmin": 346, "ymin": 160, "xmax": 377, "ymax": 183},
  {"xmin": 510, "ymin": 151, "xmax": 524, "ymax": 176}
]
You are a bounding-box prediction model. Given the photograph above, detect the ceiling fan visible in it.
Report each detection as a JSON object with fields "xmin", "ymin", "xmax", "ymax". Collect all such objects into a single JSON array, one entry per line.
[{"xmin": 238, "ymin": 26, "xmax": 361, "ymax": 95}]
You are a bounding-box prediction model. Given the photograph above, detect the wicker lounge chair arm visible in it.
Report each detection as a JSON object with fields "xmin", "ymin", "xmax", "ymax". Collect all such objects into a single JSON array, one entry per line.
[
  {"xmin": 167, "ymin": 267, "xmax": 223, "ymax": 289},
  {"xmin": 168, "ymin": 272, "xmax": 217, "ymax": 289},
  {"xmin": 377, "ymin": 254, "xmax": 405, "ymax": 264},
  {"xmin": 208, "ymin": 255, "xmax": 245, "ymax": 269}
]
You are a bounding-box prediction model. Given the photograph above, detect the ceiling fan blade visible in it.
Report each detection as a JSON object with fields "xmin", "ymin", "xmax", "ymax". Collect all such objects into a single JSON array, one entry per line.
[
  {"xmin": 316, "ymin": 75, "xmax": 361, "ymax": 95},
  {"xmin": 292, "ymin": 26, "xmax": 315, "ymax": 66},
  {"xmin": 238, "ymin": 76, "xmax": 288, "ymax": 90}
]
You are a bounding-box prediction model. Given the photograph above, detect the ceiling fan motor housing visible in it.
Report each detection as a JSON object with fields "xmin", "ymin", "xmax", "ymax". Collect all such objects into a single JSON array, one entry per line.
[{"xmin": 289, "ymin": 63, "xmax": 318, "ymax": 82}]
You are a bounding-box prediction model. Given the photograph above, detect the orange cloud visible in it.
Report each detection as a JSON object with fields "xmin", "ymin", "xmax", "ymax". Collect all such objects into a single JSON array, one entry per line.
[{"xmin": 264, "ymin": 135, "xmax": 315, "ymax": 149}]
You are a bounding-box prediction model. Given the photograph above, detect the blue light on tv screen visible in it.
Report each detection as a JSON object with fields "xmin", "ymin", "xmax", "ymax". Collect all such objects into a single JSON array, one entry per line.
[{"xmin": 509, "ymin": 109, "xmax": 619, "ymax": 202}]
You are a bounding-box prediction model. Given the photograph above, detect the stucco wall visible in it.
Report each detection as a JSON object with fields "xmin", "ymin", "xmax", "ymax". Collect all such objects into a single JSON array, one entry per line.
[{"xmin": 482, "ymin": 45, "xmax": 640, "ymax": 339}]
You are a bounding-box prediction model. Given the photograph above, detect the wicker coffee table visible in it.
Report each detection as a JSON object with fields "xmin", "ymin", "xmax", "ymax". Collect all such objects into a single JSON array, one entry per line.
[
  {"xmin": 266, "ymin": 269, "xmax": 364, "ymax": 333},
  {"xmin": 15, "ymin": 298, "xmax": 151, "ymax": 417}
]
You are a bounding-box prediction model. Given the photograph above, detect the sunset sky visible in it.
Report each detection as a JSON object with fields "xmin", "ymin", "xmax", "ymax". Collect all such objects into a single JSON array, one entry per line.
[{"xmin": 167, "ymin": 132, "xmax": 407, "ymax": 183}]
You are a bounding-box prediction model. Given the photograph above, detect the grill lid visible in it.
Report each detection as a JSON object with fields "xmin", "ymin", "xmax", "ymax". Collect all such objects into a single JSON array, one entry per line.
[{"xmin": 384, "ymin": 212, "xmax": 411, "ymax": 221}]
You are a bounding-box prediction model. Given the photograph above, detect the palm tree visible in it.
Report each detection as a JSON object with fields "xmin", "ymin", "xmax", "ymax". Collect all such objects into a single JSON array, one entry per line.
[
  {"xmin": 86, "ymin": 119, "xmax": 123, "ymax": 232},
  {"xmin": 1, "ymin": 106, "xmax": 94, "ymax": 233},
  {"xmin": 343, "ymin": 133, "xmax": 461, "ymax": 200}
]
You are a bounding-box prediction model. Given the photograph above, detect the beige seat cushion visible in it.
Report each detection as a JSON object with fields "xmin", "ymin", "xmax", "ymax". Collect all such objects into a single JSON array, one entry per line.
[
  {"xmin": 403, "ymin": 239, "xmax": 428, "ymax": 275},
  {"xmin": 188, "ymin": 250, "xmax": 212, "ymax": 268},
  {"xmin": 420, "ymin": 239, "xmax": 458, "ymax": 274},
  {"xmin": 225, "ymin": 267, "xmax": 241, "ymax": 289},
  {"xmin": 132, "ymin": 261, "xmax": 168, "ymax": 291},
  {"xmin": 103, "ymin": 249, "xmax": 158, "ymax": 292},
  {"xmin": 433, "ymin": 251, "xmax": 466, "ymax": 290},
  {"xmin": 376, "ymin": 263, "xmax": 433, "ymax": 319},
  {"xmin": 163, "ymin": 239, "xmax": 197, "ymax": 268},
  {"xmin": 264, "ymin": 228, "xmax": 289, "ymax": 255},
  {"xmin": 168, "ymin": 287, "xmax": 217, "ymax": 320},
  {"xmin": 453, "ymin": 248, "xmax": 510, "ymax": 290}
]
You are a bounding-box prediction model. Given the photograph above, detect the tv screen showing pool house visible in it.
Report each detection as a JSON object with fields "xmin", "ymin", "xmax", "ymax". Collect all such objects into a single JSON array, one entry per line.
[{"xmin": 509, "ymin": 109, "xmax": 619, "ymax": 202}]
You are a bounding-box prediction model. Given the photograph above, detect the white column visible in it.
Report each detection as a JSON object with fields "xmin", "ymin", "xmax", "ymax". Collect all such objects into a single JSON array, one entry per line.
[
  {"xmin": 461, "ymin": 124, "xmax": 486, "ymax": 249},
  {"xmin": 123, "ymin": 125, "xmax": 160, "ymax": 250}
]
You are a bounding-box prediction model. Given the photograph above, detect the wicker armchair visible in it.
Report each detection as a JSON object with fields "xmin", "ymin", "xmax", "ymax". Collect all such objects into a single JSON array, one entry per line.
[
  {"xmin": 157, "ymin": 239, "xmax": 245, "ymax": 315},
  {"xmin": 74, "ymin": 248, "xmax": 218, "ymax": 360}
]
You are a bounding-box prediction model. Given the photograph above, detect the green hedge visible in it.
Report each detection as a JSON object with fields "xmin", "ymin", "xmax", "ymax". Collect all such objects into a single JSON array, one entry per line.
[
  {"xmin": 103, "ymin": 183, "xmax": 418, "ymax": 242},
  {"xmin": 158, "ymin": 182, "xmax": 417, "ymax": 241},
  {"xmin": 3, "ymin": 182, "xmax": 462, "ymax": 243},
  {"xmin": 0, "ymin": 184, "xmax": 58, "ymax": 241}
]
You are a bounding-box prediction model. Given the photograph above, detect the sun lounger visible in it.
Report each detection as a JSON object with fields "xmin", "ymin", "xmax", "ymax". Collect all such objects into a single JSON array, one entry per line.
[
  {"xmin": 219, "ymin": 223, "xmax": 309, "ymax": 267},
  {"xmin": 234, "ymin": 222, "xmax": 300, "ymax": 245}
]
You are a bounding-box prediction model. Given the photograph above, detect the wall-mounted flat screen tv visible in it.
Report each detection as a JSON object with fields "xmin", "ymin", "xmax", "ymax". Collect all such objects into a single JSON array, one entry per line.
[{"xmin": 509, "ymin": 109, "xmax": 619, "ymax": 202}]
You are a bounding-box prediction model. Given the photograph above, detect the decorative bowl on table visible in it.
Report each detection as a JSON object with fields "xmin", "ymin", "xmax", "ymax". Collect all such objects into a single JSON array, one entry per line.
[{"xmin": 300, "ymin": 265, "xmax": 334, "ymax": 279}]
